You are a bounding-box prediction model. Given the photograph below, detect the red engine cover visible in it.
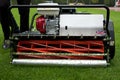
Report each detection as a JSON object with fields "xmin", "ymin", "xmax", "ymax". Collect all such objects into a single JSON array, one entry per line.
[{"xmin": 36, "ymin": 15, "xmax": 46, "ymax": 34}]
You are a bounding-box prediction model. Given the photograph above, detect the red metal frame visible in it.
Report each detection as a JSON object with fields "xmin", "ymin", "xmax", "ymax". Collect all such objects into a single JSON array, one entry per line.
[{"xmin": 16, "ymin": 40, "xmax": 104, "ymax": 59}]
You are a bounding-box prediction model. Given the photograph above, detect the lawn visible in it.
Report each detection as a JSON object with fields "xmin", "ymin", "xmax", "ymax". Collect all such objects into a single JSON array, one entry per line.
[{"xmin": 0, "ymin": 7, "xmax": 120, "ymax": 80}]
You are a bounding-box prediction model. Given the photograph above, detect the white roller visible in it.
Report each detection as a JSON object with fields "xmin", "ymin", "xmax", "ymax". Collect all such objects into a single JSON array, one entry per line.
[{"xmin": 12, "ymin": 59, "xmax": 108, "ymax": 66}]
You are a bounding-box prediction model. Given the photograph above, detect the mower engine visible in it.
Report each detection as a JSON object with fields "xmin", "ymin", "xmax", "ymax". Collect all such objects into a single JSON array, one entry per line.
[
  {"xmin": 11, "ymin": 3, "xmax": 115, "ymax": 66},
  {"xmin": 36, "ymin": 3, "xmax": 59, "ymax": 34}
]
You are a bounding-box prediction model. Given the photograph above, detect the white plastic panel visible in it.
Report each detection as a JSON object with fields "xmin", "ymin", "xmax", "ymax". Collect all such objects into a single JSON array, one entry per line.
[{"xmin": 60, "ymin": 14, "xmax": 105, "ymax": 36}]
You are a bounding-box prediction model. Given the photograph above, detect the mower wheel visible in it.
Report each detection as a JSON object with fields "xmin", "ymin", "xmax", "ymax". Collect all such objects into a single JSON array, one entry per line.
[{"xmin": 108, "ymin": 20, "xmax": 115, "ymax": 59}]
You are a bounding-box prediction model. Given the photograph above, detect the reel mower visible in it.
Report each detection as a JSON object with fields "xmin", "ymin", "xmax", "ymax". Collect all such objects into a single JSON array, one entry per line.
[{"xmin": 10, "ymin": 3, "xmax": 115, "ymax": 66}]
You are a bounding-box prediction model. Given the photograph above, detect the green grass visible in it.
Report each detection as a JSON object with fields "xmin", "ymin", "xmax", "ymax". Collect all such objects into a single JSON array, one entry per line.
[{"xmin": 0, "ymin": 8, "xmax": 120, "ymax": 80}]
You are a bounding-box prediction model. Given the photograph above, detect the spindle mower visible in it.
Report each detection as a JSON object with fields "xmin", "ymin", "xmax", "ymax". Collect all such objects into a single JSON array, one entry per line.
[{"xmin": 10, "ymin": 3, "xmax": 115, "ymax": 66}]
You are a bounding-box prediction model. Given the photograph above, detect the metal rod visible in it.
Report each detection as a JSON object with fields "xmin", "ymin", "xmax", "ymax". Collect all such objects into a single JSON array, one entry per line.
[
  {"xmin": 12, "ymin": 59, "xmax": 108, "ymax": 66},
  {"xmin": 13, "ymin": 52, "xmax": 107, "ymax": 56}
]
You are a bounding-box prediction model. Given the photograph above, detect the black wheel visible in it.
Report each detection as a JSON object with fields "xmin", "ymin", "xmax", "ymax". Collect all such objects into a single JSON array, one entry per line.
[{"xmin": 108, "ymin": 20, "xmax": 115, "ymax": 59}]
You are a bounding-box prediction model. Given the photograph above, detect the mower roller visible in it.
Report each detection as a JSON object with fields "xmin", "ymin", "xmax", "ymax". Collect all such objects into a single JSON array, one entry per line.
[{"xmin": 10, "ymin": 3, "xmax": 115, "ymax": 66}]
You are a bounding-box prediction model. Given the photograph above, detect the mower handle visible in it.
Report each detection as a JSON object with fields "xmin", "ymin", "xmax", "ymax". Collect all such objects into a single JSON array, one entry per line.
[{"xmin": 9, "ymin": 5, "xmax": 110, "ymax": 36}]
